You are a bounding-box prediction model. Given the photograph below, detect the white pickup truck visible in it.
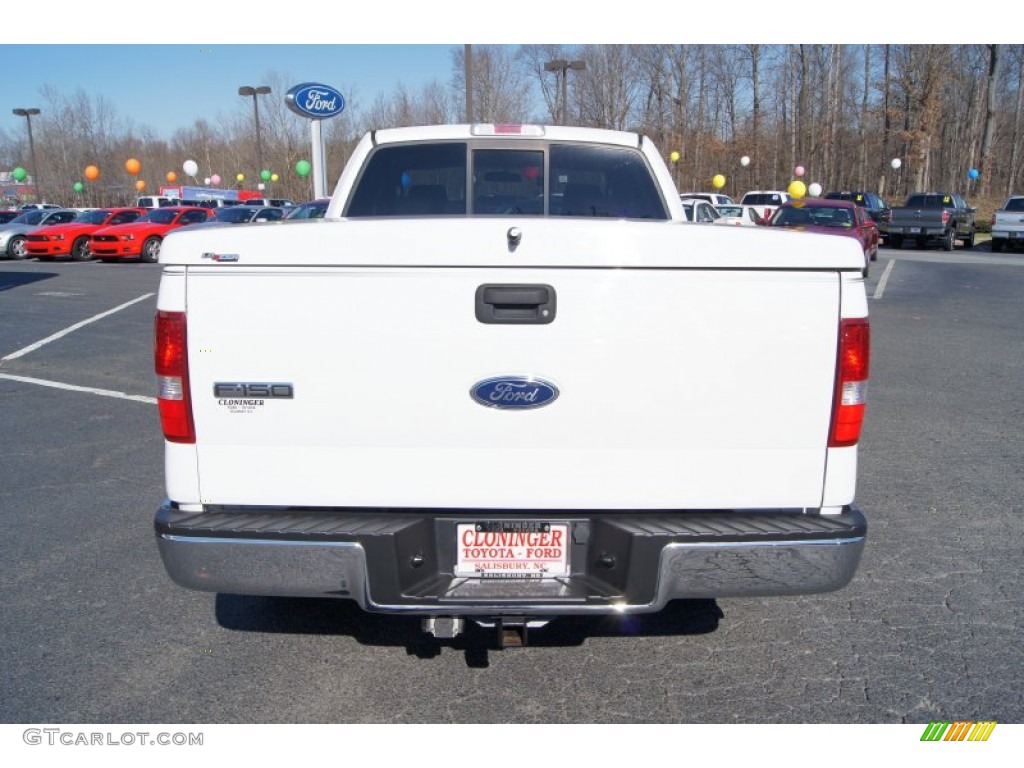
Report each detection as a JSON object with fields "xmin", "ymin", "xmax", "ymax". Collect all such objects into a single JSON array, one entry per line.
[
  {"xmin": 153, "ymin": 124, "xmax": 870, "ymax": 645},
  {"xmin": 989, "ymin": 195, "xmax": 1024, "ymax": 252}
]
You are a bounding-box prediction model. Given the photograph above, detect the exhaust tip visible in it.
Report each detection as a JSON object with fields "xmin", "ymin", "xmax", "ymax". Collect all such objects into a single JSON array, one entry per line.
[{"xmin": 422, "ymin": 616, "xmax": 464, "ymax": 639}]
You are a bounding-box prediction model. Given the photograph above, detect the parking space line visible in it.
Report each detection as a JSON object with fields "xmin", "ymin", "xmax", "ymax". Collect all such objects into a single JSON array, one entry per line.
[
  {"xmin": 872, "ymin": 259, "xmax": 895, "ymax": 300},
  {"xmin": 1, "ymin": 292, "xmax": 155, "ymax": 363},
  {"xmin": 0, "ymin": 373, "xmax": 156, "ymax": 404}
]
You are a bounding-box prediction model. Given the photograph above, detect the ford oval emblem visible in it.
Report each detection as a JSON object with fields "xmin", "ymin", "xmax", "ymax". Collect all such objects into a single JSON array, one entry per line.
[
  {"xmin": 285, "ymin": 83, "xmax": 346, "ymax": 120},
  {"xmin": 471, "ymin": 376, "xmax": 559, "ymax": 410}
]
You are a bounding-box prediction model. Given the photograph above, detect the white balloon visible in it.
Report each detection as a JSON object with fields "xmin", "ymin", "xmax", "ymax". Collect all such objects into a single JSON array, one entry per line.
[
  {"xmin": 740, "ymin": 156, "xmax": 751, "ymax": 167},
  {"xmin": 183, "ymin": 159, "xmax": 199, "ymax": 177},
  {"xmin": 808, "ymin": 182, "xmax": 823, "ymax": 197},
  {"xmin": 891, "ymin": 158, "xmax": 902, "ymax": 170},
  {"xmin": 204, "ymin": 177, "xmax": 211, "ymax": 185}
]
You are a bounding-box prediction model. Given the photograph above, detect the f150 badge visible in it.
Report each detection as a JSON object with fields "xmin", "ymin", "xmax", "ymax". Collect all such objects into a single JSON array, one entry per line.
[
  {"xmin": 214, "ymin": 383, "xmax": 293, "ymax": 414},
  {"xmin": 470, "ymin": 377, "xmax": 559, "ymax": 410}
]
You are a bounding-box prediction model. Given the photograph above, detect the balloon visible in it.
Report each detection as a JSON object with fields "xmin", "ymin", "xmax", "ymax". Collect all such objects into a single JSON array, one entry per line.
[
  {"xmin": 968, "ymin": 168, "xmax": 980, "ymax": 180},
  {"xmin": 271, "ymin": 173, "xmax": 279, "ymax": 182},
  {"xmin": 84, "ymin": 165, "xmax": 100, "ymax": 181},
  {"xmin": 183, "ymin": 159, "xmax": 198, "ymax": 177},
  {"xmin": 166, "ymin": 171, "xmax": 177, "ymax": 183},
  {"xmin": 295, "ymin": 160, "xmax": 312, "ymax": 178},
  {"xmin": 125, "ymin": 158, "xmax": 141, "ymax": 175},
  {"xmin": 135, "ymin": 180, "xmax": 146, "ymax": 191},
  {"xmin": 669, "ymin": 151, "xmax": 680, "ymax": 163},
  {"xmin": 211, "ymin": 174, "xmax": 221, "ymax": 185},
  {"xmin": 794, "ymin": 165, "xmax": 805, "ymax": 177},
  {"xmin": 808, "ymin": 182, "xmax": 823, "ymax": 197},
  {"xmin": 204, "ymin": 177, "xmax": 211, "ymax": 185},
  {"xmin": 891, "ymin": 158, "xmax": 902, "ymax": 170},
  {"xmin": 11, "ymin": 167, "xmax": 27, "ymax": 182},
  {"xmin": 236, "ymin": 173, "xmax": 245, "ymax": 182},
  {"xmin": 712, "ymin": 174, "xmax": 726, "ymax": 189},
  {"xmin": 740, "ymin": 156, "xmax": 750, "ymax": 167},
  {"xmin": 787, "ymin": 180, "xmax": 807, "ymax": 199},
  {"xmin": 73, "ymin": 181, "xmax": 84, "ymax": 193},
  {"xmin": 260, "ymin": 169, "xmax": 272, "ymax": 182}
]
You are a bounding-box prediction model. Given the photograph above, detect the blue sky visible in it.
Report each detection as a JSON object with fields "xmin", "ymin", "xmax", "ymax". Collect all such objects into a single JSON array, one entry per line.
[{"xmin": 1, "ymin": 45, "xmax": 462, "ymax": 141}]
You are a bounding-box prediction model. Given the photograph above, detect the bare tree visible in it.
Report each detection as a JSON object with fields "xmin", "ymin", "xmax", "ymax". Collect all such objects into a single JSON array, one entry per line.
[
  {"xmin": 576, "ymin": 45, "xmax": 644, "ymax": 131},
  {"xmin": 978, "ymin": 45, "xmax": 1001, "ymax": 198},
  {"xmin": 451, "ymin": 45, "xmax": 533, "ymax": 124}
]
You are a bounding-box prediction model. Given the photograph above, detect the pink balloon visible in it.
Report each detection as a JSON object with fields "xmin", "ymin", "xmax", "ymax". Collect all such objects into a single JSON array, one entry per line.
[
  {"xmin": 794, "ymin": 165, "xmax": 806, "ymax": 177},
  {"xmin": 211, "ymin": 174, "xmax": 221, "ymax": 186}
]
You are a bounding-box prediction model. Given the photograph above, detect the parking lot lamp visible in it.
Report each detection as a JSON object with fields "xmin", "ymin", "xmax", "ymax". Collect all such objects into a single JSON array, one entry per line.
[
  {"xmin": 543, "ymin": 60, "xmax": 585, "ymax": 124},
  {"xmin": 12, "ymin": 108, "xmax": 43, "ymax": 202},
  {"xmin": 238, "ymin": 86, "xmax": 272, "ymax": 182}
]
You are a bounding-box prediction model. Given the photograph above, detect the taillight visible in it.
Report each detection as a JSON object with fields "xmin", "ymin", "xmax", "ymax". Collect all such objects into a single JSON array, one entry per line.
[
  {"xmin": 990, "ymin": 214, "xmax": 996, "ymax": 226},
  {"xmin": 155, "ymin": 310, "xmax": 195, "ymax": 443},
  {"xmin": 941, "ymin": 209, "xmax": 950, "ymax": 225},
  {"xmin": 829, "ymin": 317, "xmax": 870, "ymax": 448}
]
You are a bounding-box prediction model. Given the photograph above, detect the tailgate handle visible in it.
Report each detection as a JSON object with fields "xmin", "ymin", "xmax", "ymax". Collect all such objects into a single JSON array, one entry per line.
[{"xmin": 476, "ymin": 284, "xmax": 556, "ymax": 324}]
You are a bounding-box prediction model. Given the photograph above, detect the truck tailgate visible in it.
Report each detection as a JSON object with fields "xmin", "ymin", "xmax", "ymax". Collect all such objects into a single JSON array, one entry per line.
[{"xmin": 181, "ymin": 255, "xmax": 843, "ymax": 510}]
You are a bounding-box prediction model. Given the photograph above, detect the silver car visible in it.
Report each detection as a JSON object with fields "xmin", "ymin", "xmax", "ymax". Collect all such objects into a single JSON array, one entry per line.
[
  {"xmin": 0, "ymin": 208, "xmax": 79, "ymax": 259},
  {"xmin": 176, "ymin": 205, "xmax": 285, "ymax": 229}
]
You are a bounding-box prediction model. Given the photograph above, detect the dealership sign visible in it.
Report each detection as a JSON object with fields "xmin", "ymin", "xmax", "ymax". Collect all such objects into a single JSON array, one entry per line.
[{"xmin": 285, "ymin": 83, "xmax": 346, "ymax": 120}]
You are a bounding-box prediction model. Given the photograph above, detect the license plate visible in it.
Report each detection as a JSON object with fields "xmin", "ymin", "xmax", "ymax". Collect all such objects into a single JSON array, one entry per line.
[
  {"xmin": 909, "ymin": 227, "xmax": 921, "ymax": 234},
  {"xmin": 456, "ymin": 522, "xmax": 570, "ymax": 578}
]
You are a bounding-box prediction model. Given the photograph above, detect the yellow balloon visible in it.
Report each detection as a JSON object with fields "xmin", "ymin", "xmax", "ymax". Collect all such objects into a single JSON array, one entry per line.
[
  {"xmin": 236, "ymin": 173, "xmax": 245, "ymax": 182},
  {"xmin": 271, "ymin": 173, "xmax": 279, "ymax": 182},
  {"xmin": 669, "ymin": 151, "xmax": 680, "ymax": 163},
  {"xmin": 712, "ymin": 174, "xmax": 726, "ymax": 189},
  {"xmin": 788, "ymin": 180, "xmax": 807, "ymax": 199}
]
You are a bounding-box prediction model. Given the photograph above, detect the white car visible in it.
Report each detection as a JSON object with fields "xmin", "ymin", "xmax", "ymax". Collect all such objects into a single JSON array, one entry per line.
[
  {"xmin": 713, "ymin": 204, "xmax": 765, "ymax": 227},
  {"xmin": 680, "ymin": 192, "xmax": 735, "ymax": 206},
  {"xmin": 740, "ymin": 190, "xmax": 793, "ymax": 221},
  {"xmin": 680, "ymin": 199, "xmax": 721, "ymax": 223}
]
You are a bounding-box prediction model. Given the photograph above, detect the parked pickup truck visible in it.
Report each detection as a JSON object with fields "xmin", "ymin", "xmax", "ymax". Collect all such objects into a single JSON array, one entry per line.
[
  {"xmin": 989, "ymin": 195, "xmax": 1024, "ymax": 252},
  {"xmin": 153, "ymin": 124, "xmax": 870, "ymax": 646},
  {"xmin": 887, "ymin": 192, "xmax": 976, "ymax": 251}
]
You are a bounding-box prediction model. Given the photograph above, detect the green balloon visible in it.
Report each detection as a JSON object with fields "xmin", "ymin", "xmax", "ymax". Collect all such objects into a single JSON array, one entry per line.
[
  {"xmin": 295, "ymin": 160, "xmax": 311, "ymax": 178},
  {"xmin": 12, "ymin": 167, "xmax": 27, "ymax": 182},
  {"xmin": 260, "ymin": 169, "xmax": 271, "ymax": 182},
  {"xmin": 73, "ymin": 181, "xmax": 84, "ymax": 193}
]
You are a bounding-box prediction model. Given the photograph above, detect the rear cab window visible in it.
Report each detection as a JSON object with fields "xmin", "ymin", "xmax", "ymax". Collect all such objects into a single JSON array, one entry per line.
[
  {"xmin": 343, "ymin": 141, "xmax": 668, "ymax": 220},
  {"xmin": 742, "ymin": 193, "xmax": 784, "ymax": 206}
]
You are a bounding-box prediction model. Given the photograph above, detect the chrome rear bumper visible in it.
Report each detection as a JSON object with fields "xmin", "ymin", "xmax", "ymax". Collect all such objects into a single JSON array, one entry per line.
[{"xmin": 155, "ymin": 503, "xmax": 865, "ymax": 615}]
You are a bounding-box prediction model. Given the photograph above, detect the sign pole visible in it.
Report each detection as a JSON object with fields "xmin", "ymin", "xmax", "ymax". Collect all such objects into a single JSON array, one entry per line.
[
  {"xmin": 285, "ymin": 83, "xmax": 345, "ymax": 203},
  {"xmin": 311, "ymin": 120, "xmax": 326, "ymax": 200}
]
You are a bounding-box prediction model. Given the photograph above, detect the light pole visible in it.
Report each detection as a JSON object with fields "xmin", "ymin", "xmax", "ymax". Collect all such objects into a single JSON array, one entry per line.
[
  {"xmin": 544, "ymin": 59, "xmax": 585, "ymax": 124},
  {"xmin": 238, "ymin": 86, "xmax": 271, "ymax": 183},
  {"xmin": 13, "ymin": 108, "xmax": 42, "ymax": 202}
]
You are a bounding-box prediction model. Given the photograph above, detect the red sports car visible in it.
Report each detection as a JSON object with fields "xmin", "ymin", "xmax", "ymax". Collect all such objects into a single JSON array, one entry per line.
[
  {"xmin": 767, "ymin": 198, "xmax": 879, "ymax": 276},
  {"xmin": 90, "ymin": 206, "xmax": 211, "ymax": 263},
  {"xmin": 27, "ymin": 207, "xmax": 146, "ymax": 261}
]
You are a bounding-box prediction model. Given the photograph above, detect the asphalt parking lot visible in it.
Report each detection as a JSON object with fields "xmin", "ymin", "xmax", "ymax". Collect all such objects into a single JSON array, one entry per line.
[{"xmin": 1, "ymin": 244, "xmax": 1022, "ymax": 727}]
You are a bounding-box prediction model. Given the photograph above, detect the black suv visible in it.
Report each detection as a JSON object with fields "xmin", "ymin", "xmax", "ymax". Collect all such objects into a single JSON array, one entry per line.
[{"xmin": 824, "ymin": 191, "xmax": 890, "ymax": 240}]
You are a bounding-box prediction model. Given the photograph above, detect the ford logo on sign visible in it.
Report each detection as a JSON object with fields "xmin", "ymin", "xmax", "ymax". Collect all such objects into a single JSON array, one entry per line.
[
  {"xmin": 470, "ymin": 377, "xmax": 559, "ymax": 410},
  {"xmin": 285, "ymin": 83, "xmax": 346, "ymax": 120}
]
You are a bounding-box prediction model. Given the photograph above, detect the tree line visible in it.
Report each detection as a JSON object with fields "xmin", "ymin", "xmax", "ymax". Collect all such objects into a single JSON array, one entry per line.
[{"xmin": 2, "ymin": 44, "xmax": 1021, "ymax": 210}]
